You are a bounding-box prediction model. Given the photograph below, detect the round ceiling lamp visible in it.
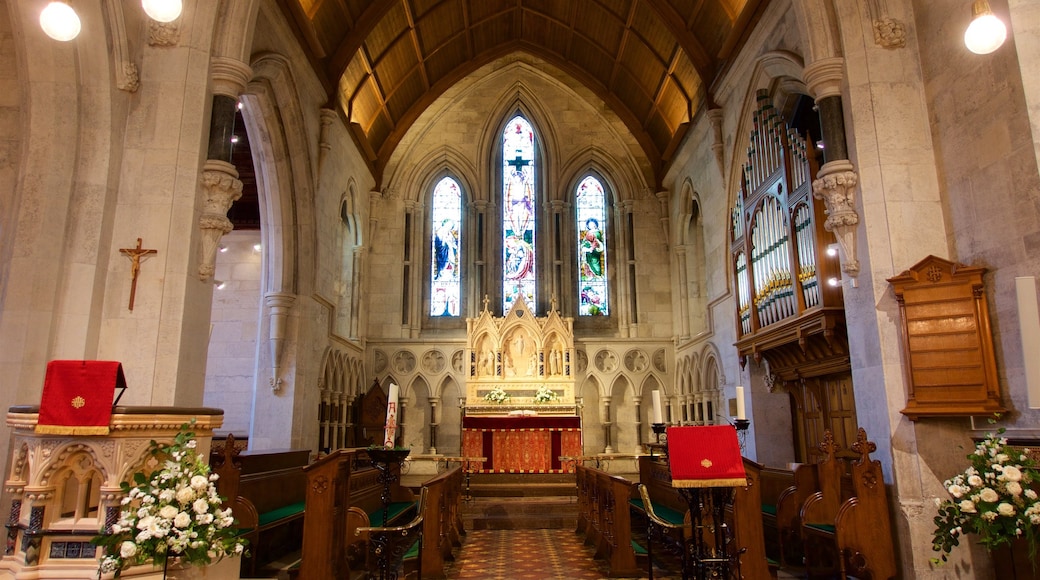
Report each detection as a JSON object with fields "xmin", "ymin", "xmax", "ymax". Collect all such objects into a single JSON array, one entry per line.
[
  {"xmin": 964, "ymin": 0, "xmax": 1007, "ymax": 55},
  {"xmin": 141, "ymin": 0, "xmax": 183, "ymax": 23},
  {"xmin": 39, "ymin": 1, "xmax": 81, "ymax": 42}
]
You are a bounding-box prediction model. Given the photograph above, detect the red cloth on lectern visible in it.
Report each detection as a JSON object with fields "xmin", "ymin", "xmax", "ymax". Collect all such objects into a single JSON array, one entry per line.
[
  {"xmin": 666, "ymin": 425, "xmax": 747, "ymax": 488},
  {"xmin": 36, "ymin": 360, "xmax": 125, "ymax": 435}
]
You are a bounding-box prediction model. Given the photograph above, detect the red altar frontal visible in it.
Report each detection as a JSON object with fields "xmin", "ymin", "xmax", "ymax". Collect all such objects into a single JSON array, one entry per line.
[{"xmin": 462, "ymin": 415, "xmax": 582, "ymax": 473}]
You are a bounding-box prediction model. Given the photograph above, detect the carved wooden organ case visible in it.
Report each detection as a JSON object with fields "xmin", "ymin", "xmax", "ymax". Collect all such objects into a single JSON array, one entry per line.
[{"xmin": 731, "ymin": 91, "xmax": 847, "ymax": 382}]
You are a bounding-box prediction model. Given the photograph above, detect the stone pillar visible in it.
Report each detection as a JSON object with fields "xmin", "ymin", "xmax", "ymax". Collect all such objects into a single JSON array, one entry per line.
[
  {"xmin": 428, "ymin": 396, "xmax": 440, "ymax": 454},
  {"xmin": 804, "ymin": 57, "xmax": 861, "ymax": 283},
  {"xmin": 470, "ymin": 199, "xmax": 488, "ymax": 313},
  {"xmin": 548, "ymin": 199, "xmax": 567, "ymax": 309},
  {"xmin": 674, "ymin": 245, "xmax": 691, "ymax": 339},
  {"xmin": 632, "ymin": 395, "xmax": 643, "ymax": 446},
  {"xmin": 197, "ymin": 57, "xmax": 252, "ymax": 281},
  {"xmin": 601, "ymin": 396, "xmax": 613, "ymax": 454}
]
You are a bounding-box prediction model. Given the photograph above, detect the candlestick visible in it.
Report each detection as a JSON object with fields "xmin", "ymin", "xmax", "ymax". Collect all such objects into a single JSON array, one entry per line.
[
  {"xmin": 384, "ymin": 382, "xmax": 399, "ymax": 447},
  {"xmin": 735, "ymin": 386, "xmax": 746, "ymax": 421},
  {"xmin": 651, "ymin": 390, "xmax": 664, "ymax": 424}
]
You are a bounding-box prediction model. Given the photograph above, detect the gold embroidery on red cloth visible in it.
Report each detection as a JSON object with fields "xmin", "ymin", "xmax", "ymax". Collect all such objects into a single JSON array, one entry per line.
[
  {"xmin": 71, "ymin": 396, "xmax": 86, "ymax": 409},
  {"xmin": 701, "ymin": 458, "xmax": 713, "ymax": 468}
]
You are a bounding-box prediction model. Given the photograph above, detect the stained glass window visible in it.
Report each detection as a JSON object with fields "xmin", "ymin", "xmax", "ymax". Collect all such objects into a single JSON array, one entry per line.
[
  {"xmin": 576, "ymin": 175, "xmax": 608, "ymax": 315},
  {"xmin": 430, "ymin": 176, "xmax": 461, "ymax": 316},
  {"xmin": 502, "ymin": 116, "xmax": 536, "ymax": 313}
]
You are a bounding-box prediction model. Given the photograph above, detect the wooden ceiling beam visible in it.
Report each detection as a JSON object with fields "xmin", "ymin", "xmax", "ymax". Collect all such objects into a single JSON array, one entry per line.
[
  {"xmin": 642, "ymin": 0, "xmax": 715, "ymax": 82},
  {"xmin": 327, "ymin": 1, "xmax": 400, "ymax": 88}
]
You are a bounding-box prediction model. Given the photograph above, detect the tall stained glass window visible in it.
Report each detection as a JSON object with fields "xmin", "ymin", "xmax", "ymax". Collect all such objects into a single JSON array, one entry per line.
[
  {"xmin": 430, "ymin": 176, "xmax": 461, "ymax": 316},
  {"xmin": 576, "ymin": 175, "xmax": 609, "ymax": 315},
  {"xmin": 502, "ymin": 116, "xmax": 536, "ymax": 312}
]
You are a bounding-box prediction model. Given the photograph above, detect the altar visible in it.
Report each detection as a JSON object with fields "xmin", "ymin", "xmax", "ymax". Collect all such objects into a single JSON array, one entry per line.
[
  {"xmin": 462, "ymin": 414, "xmax": 582, "ymax": 473},
  {"xmin": 462, "ymin": 296, "xmax": 582, "ymax": 472}
]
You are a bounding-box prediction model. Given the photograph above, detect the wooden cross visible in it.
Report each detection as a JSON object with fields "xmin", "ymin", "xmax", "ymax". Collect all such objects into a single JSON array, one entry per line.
[{"xmin": 119, "ymin": 238, "xmax": 157, "ymax": 311}]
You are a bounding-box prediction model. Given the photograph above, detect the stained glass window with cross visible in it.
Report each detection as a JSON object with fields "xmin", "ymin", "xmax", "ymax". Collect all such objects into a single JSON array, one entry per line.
[{"xmin": 502, "ymin": 115, "xmax": 536, "ymax": 313}]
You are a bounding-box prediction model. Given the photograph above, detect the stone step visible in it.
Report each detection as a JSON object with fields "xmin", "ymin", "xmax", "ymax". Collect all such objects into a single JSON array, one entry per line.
[
  {"xmin": 462, "ymin": 495, "xmax": 579, "ymax": 530},
  {"xmin": 468, "ymin": 481, "xmax": 577, "ymax": 497}
]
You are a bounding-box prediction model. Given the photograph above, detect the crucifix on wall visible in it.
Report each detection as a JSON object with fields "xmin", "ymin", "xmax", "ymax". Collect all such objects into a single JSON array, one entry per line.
[{"xmin": 119, "ymin": 238, "xmax": 157, "ymax": 311}]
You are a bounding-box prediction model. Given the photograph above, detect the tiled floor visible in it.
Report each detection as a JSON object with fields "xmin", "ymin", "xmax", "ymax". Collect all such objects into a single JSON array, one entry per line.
[
  {"xmin": 442, "ymin": 528, "xmax": 681, "ymax": 580},
  {"xmin": 441, "ymin": 528, "xmax": 801, "ymax": 580}
]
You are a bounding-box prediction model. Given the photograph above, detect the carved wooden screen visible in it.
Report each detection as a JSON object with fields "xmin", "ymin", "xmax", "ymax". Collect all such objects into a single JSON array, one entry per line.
[{"xmin": 731, "ymin": 91, "xmax": 838, "ymax": 340}]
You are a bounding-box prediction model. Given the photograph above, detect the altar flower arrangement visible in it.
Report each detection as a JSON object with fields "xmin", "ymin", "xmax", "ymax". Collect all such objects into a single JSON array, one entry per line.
[
  {"xmin": 533, "ymin": 385, "xmax": 559, "ymax": 404},
  {"xmin": 931, "ymin": 426, "xmax": 1040, "ymax": 565},
  {"xmin": 484, "ymin": 386, "xmax": 510, "ymax": 404},
  {"xmin": 93, "ymin": 424, "xmax": 247, "ymax": 577}
]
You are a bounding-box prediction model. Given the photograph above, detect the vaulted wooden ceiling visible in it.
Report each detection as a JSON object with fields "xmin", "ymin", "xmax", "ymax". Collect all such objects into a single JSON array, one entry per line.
[{"xmin": 277, "ymin": 0, "xmax": 767, "ymax": 187}]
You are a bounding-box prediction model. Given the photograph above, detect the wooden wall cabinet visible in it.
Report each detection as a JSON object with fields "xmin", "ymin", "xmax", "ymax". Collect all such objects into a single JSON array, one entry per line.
[{"xmin": 888, "ymin": 255, "xmax": 1006, "ymax": 420}]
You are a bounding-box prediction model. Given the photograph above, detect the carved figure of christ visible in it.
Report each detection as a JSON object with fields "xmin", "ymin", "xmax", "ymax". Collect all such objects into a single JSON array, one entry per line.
[{"xmin": 119, "ymin": 238, "xmax": 157, "ymax": 311}]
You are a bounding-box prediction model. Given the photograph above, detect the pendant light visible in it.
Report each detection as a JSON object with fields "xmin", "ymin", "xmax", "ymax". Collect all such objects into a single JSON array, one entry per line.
[
  {"xmin": 141, "ymin": 0, "xmax": 183, "ymax": 23},
  {"xmin": 39, "ymin": 1, "xmax": 81, "ymax": 42},
  {"xmin": 964, "ymin": 0, "xmax": 1007, "ymax": 55}
]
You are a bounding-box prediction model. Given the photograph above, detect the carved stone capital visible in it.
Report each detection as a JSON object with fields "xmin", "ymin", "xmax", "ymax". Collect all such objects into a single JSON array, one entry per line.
[
  {"xmin": 148, "ymin": 20, "xmax": 179, "ymax": 47},
  {"xmin": 812, "ymin": 160, "xmax": 861, "ymax": 279},
  {"xmin": 197, "ymin": 161, "xmax": 243, "ymax": 281},
  {"xmin": 803, "ymin": 57, "xmax": 845, "ymax": 101},
  {"xmin": 873, "ymin": 17, "xmax": 907, "ymax": 49},
  {"xmin": 210, "ymin": 57, "xmax": 253, "ymax": 99}
]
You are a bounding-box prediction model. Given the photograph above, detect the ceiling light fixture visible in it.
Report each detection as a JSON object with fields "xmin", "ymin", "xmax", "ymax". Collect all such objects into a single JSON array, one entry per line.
[
  {"xmin": 141, "ymin": 0, "xmax": 183, "ymax": 23},
  {"xmin": 214, "ymin": 280, "xmax": 227, "ymax": 290},
  {"xmin": 40, "ymin": 1, "xmax": 81, "ymax": 42},
  {"xmin": 253, "ymin": 243, "xmax": 262, "ymax": 252},
  {"xmin": 964, "ymin": 0, "xmax": 1007, "ymax": 55}
]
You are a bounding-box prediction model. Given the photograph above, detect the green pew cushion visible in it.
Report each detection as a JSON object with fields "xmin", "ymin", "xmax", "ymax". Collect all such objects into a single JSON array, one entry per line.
[
  {"xmin": 629, "ymin": 498, "xmax": 685, "ymax": 526},
  {"xmin": 631, "ymin": 540, "xmax": 648, "ymax": 555},
  {"xmin": 257, "ymin": 501, "xmax": 306, "ymax": 527},
  {"xmin": 762, "ymin": 503, "xmax": 777, "ymax": 516},
  {"xmin": 805, "ymin": 522, "xmax": 836, "ymax": 534},
  {"xmin": 368, "ymin": 501, "xmax": 417, "ymax": 527}
]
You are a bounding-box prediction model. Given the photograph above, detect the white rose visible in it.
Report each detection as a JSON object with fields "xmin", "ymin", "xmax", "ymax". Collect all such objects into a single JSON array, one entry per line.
[
  {"xmin": 959, "ymin": 499, "xmax": 977, "ymax": 513},
  {"xmin": 1026, "ymin": 489, "xmax": 1038, "ymax": 500},
  {"xmin": 191, "ymin": 475, "xmax": 209, "ymax": 490},
  {"xmin": 193, "ymin": 498, "xmax": 210, "ymax": 515},
  {"xmin": 176, "ymin": 487, "xmax": 195, "ymax": 504},
  {"xmin": 948, "ymin": 484, "xmax": 965, "ymax": 498},
  {"xmin": 998, "ymin": 502, "xmax": 1016, "ymax": 517},
  {"xmin": 1003, "ymin": 466, "xmax": 1023, "ymax": 482},
  {"xmin": 174, "ymin": 512, "xmax": 192, "ymax": 528},
  {"xmin": 119, "ymin": 541, "xmax": 137, "ymax": 558},
  {"xmin": 980, "ymin": 488, "xmax": 1000, "ymax": 503},
  {"xmin": 136, "ymin": 515, "xmax": 155, "ymax": 531},
  {"xmin": 1006, "ymin": 481, "xmax": 1023, "ymax": 496},
  {"xmin": 968, "ymin": 475, "xmax": 983, "ymax": 487},
  {"xmin": 160, "ymin": 505, "xmax": 179, "ymax": 520}
]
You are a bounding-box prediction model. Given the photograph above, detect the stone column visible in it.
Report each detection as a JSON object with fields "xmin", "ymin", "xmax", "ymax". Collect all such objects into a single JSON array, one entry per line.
[
  {"xmin": 804, "ymin": 57, "xmax": 861, "ymax": 283},
  {"xmin": 469, "ymin": 199, "xmax": 488, "ymax": 313},
  {"xmin": 197, "ymin": 57, "xmax": 252, "ymax": 281},
  {"xmin": 632, "ymin": 395, "xmax": 643, "ymax": 446},
  {"xmin": 549, "ymin": 199, "xmax": 567, "ymax": 309},
  {"xmin": 674, "ymin": 245, "xmax": 691, "ymax": 339},
  {"xmin": 601, "ymin": 396, "xmax": 613, "ymax": 453},
  {"xmin": 428, "ymin": 396, "xmax": 441, "ymax": 454}
]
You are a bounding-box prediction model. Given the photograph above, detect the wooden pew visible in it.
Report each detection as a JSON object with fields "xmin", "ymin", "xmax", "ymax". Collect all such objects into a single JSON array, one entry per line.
[
  {"xmin": 801, "ymin": 429, "xmax": 896, "ymax": 580},
  {"xmin": 414, "ymin": 465, "xmax": 464, "ymax": 579},
  {"xmin": 574, "ymin": 463, "xmax": 642, "ymax": 577},
  {"xmin": 775, "ymin": 462, "xmax": 819, "ymax": 568},
  {"xmin": 210, "ymin": 434, "xmax": 310, "ymax": 577},
  {"xmin": 800, "ymin": 430, "xmax": 854, "ymax": 578},
  {"xmin": 759, "ymin": 465, "xmax": 794, "ymax": 564},
  {"xmin": 298, "ymin": 448, "xmax": 418, "ymax": 580},
  {"xmin": 633, "ymin": 454, "xmax": 775, "ymax": 580}
]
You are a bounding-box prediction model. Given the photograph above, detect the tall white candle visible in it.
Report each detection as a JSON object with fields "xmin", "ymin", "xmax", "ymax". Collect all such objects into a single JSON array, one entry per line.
[
  {"xmin": 651, "ymin": 390, "xmax": 663, "ymax": 424},
  {"xmin": 384, "ymin": 382, "xmax": 400, "ymax": 447},
  {"xmin": 735, "ymin": 386, "xmax": 746, "ymax": 420}
]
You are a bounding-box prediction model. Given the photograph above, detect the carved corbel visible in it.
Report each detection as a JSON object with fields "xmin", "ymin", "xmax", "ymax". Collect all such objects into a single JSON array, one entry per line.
[
  {"xmin": 266, "ymin": 292, "xmax": 296, "ymax": 392},
  {"xmin": 197, "ymin": 161, "xmax": 243, "ymax": 281},
  {"xmin": 812, "ymin": 160, "xmax": 861, "ymax": 282},
  {"xmin": 866, "ymin": 0, "xmax": 907, "ymax": 49},
  {"xmin": 707, "ymin": 108, "xmax": 725, "ymax": 184}
]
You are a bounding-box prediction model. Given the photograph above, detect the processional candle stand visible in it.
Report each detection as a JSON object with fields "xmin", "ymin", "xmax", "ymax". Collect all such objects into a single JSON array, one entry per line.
[{"xmin": 365, "ymin": 447, "xmax": 411, "ymax": 580}]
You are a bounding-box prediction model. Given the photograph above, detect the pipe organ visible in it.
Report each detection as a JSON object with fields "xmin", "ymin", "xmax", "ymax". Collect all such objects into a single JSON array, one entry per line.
[{"xmin": 731, "ymin": 91, "xmax": 846, "ymax": 374}]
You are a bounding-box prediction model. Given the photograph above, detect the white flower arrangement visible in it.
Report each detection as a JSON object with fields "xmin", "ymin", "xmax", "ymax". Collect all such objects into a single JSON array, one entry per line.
[
  {"xmin": 93, "ymin": 423, "xmax": 247, "ymax": 577},
  {"xmin": 483, "ymin": 386, "xmax": 510, "ymax": 404},
  {"xmin": 533, "ymin": 385, "xmax": 559, "ymax": 404},
  {"xmin": 932, "ymin": 424, "xmax": 1040, "ymax": 564}
]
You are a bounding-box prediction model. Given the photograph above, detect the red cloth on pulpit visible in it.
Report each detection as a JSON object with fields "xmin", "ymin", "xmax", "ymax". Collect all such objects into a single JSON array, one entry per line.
[
  {"xmin": 666, "ymin": 425, "xmax": 747, "ymax": 488},
  {"xmin": 35, "ymin": 360, "xmax": 126, "ymax": 435}
]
